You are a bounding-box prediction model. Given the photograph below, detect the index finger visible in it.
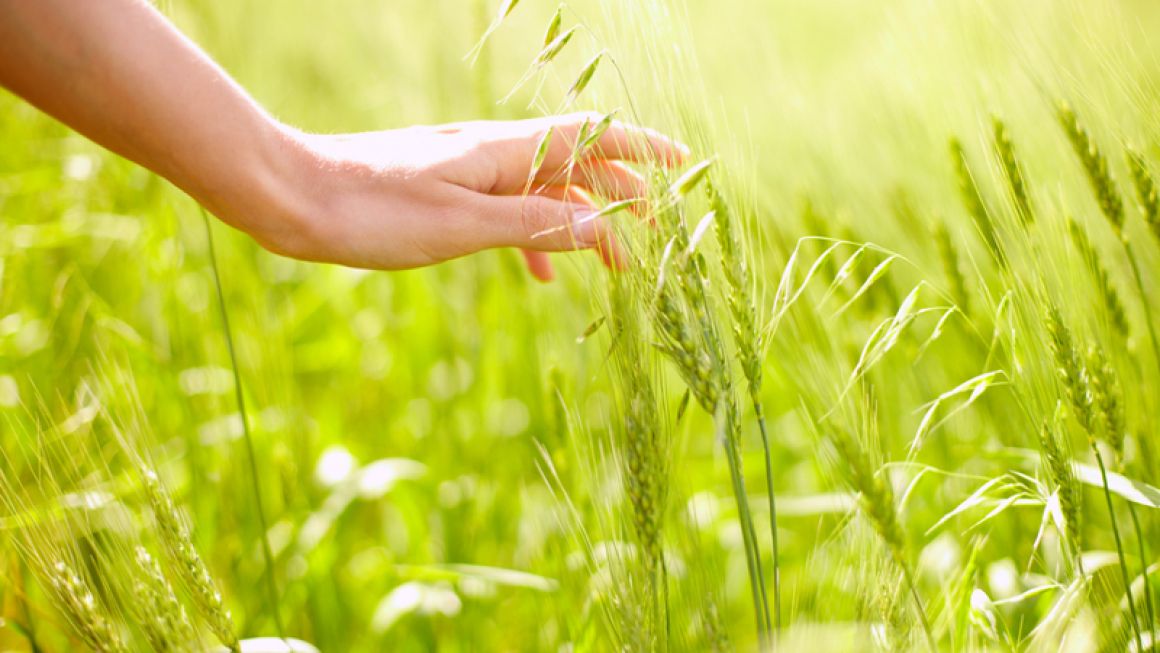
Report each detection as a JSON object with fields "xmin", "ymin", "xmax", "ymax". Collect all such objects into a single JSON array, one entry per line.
[
  {"xmin": 585, "ymin": 119, "xmax": 689, "ymax": 167},
  {"xmin": 533, "ymin": 112, "xmax": 688, "ymax": 169},
  {"xmin": 484, "ymin": 113, "xmax": 688, "ymax": 195}
]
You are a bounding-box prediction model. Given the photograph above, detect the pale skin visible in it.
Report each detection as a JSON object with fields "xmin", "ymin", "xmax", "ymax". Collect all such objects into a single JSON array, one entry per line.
[{"xmin": 0, "ymin": 0, "xmax": 687, "ymax": 281}]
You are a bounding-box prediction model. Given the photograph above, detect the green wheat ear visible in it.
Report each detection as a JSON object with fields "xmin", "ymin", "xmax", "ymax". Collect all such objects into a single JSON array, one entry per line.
[
  {"xmin": 1067, "ymin": 218, "xmax": 1129, "ymax": 340},
  {"xmin": 931, "ymin": 219, "xmax": 970, "ymax": 315},
  {"xmin": 1085, "ymin": 344, "xmax": 1125, "ymax": 458},
  {"xmin": 991, "ymin": 117, "xmax": 1034, "ymax": 226},
  {"xmin": 141, "ymin": 469, "xmax": 240, "ymax": 652},
  {"xmin": 607, "ymin": 269, "xmax": 668, "ymax": 647},
  {"xmin": 1057, "ymin": 102, "xmax": 1125, "ymax": 237},
  {"xmin": 824, "ymin": 418, "xmax": 936, "ymax": 652},
  {"xmin": 46, "ymin": 560, "xmax": 130, "ymax": 653},
  {"xmin": 950, "ymin": 137, "xmax": 1004, "ymax": 267},
  {"xmin": 132, "ymin": 545, "xmax": 199, "ymax": 651},
  {"xmin": 1038, "ymin": 421, "xmax": 1082, "ymax": 567},
  {"xmin": 706, "ymin": 176, "xmax": 782, "ymax": 631},
  {"xmin": 1126, "ymin": 148, "xmax": 1160, "ymax": 244},
  {"xmin": 1046, "ymin": 306, "xmax": 1145, "ymax": 648}
]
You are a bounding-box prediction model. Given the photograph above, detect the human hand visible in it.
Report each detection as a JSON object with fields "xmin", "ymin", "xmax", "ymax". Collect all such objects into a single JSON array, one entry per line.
[
  {"xmin": 1, "ymin": 2, "xmax": 689, "ymax": 280},
  {"xmin": 252, "ymin": 113, "xmax": 687, "ymax": 281}
]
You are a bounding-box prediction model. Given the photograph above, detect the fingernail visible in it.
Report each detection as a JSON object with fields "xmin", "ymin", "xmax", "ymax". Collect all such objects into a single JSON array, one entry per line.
[{"xmin": 569, "ymin": 209, "xmax": 604, "ymax": 246}]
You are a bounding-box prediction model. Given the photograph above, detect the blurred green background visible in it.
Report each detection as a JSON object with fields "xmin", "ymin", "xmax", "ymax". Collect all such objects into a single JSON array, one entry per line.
[{"xmin": 3, "ymin": 0, "xmax": 1160, "ymax": 650}]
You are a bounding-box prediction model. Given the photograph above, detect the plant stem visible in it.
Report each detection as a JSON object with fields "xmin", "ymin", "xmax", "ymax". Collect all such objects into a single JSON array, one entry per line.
[
  {"xmin": 1093, "ymin": 447, "xmax": 1144, "ymax": 650},
  {"xmin": 660, "ymin": 555, "xmax": 671, "ymax": 652},
  {"xmin": 1127, "ymin": 502, "xmax": 1156, "ymax": 633},
  {"xmin": 201, "ymin": 208, "xmax": 287, "ymax": 638},
  {"xmin": 753, "ymin": 402, "xmax": 782, "ymax": 634},
  {"xmin": 901, "ymin": 562, "xmax": 937, "ymax": 653},
  {"xmin": 719, "ymin": 404, "xmax": 771, "ymax": 646}
]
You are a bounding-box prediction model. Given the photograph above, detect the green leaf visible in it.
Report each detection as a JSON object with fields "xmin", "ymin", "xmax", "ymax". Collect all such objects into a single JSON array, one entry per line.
[
  {"xmin": 394, "ymin": 563, "xmax": 559, "ymax": 592},
  {"xmin": 1074, "ymin": 463, "xmax": 1160, "ymax": 508}
]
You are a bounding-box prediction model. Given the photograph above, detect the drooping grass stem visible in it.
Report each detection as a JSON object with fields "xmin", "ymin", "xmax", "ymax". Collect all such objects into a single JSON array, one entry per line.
[
  {"xmin": 1127, "ymin": 502, "xmax": 1156, "ymax": 632},
  {"xmin": 901, "ymin": 562, "xmax": 937, "ymax": 653},
  {"xmin": 717, "ymin": 403, "xmax": 771, "ymax": 646},
  {"xmin": 754, "ymin": 405, "xmax": 781, "ymax": 634},
  {"xmin": 1093, "ymin": 447, "xmax": 1144, "ymax": 650},
  {"xmin": 201, "ymin": 207, "xmax": 287, "ymax": 639},
  {"xmin": 708, "ymin": 180, "xmax": 782, "ymax": 637}
]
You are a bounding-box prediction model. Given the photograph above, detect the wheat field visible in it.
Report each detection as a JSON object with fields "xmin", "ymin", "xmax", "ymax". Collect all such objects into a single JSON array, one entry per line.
[{"xmin": 2, "ymin": 0, "xmax": 1160, "ymax": 651}]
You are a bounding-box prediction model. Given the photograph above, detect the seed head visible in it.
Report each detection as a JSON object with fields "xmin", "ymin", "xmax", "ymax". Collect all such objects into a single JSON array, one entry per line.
[
  {"xmin": 1126, "ymin": 149, "xmax": 1160, "ymax": 245},
  {"xmin": 1057, "ymin": 103, "xmax": 1125, "ymax": 238},
  {"xmin": 142, "ymin": 470, "xmax": 239, "ymax": 651},
  {"xmin": 47, "ymin": 560, "xmax": 130, "ymax": 653},
  {"xmin": 1067, "ymin": 218, "xmax": 1129, "ymax": 340},
  {"xmin": 992, "ymin": 117, "xmax": 1034, "ymax": 226}
]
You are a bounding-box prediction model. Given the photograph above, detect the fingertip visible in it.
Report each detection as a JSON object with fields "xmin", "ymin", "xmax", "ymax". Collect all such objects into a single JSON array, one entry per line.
[
  {"xmin": 637, "ymin": 125, "xmax": 688, "ymax": 167},
  {"xmin": 533, "ymin": 264, "xmax": 556, "ymax": 282},
  {"xmin": 657, "ymin": 135, "xmax": 690, "ymax": 167},
  {"xmin": 521, "ymin": 249, "xmax": 556, "ymax": 282},
  {"xmin": 594, "ymin": 235, "xmax": 627, "ymax": 271}
]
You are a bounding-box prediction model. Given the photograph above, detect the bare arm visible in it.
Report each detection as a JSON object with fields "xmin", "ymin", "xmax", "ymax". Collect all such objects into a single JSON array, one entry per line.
[{"xmin": 0, "ymin": 0, "xmax": 685, "ymax": 280}]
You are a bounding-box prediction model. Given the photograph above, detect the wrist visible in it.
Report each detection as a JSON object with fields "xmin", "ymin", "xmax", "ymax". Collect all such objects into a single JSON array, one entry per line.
[{"xmin": 183, "ymin": 115, "xmax": 323, "ymax": 260}]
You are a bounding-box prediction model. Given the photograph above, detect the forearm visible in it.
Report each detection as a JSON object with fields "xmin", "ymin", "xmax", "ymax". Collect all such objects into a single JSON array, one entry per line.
[{"xmin": 0, "ymin": 0, "xmax": 301, "ymax": 244}]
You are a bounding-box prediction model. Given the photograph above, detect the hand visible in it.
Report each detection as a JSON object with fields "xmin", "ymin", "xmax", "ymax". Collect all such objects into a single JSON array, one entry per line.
[
  {"xmin": 0, "ymin": 0, "xmax": 685, "ymax": 280},
  {"xmin": 258, "ymin": 113, "xmax": 687, "ymax": 281}
]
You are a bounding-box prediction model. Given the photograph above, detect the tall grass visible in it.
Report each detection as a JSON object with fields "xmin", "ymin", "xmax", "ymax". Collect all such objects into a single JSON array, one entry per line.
[{"xmin": 4, "ymin": 0, "xmax": 1160, "ymax": 651}]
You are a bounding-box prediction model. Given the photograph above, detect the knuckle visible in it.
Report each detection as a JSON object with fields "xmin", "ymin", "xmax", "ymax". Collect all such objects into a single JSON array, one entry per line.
[{"xmin": 520, "ymin": 197, "xmax": 559, "ymax": 239}]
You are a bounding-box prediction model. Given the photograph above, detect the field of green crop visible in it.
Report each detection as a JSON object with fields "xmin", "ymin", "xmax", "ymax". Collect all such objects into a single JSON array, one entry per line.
[{"xmin": 3, "ymin": 0, "xmax": 1160, "ymax": 651}]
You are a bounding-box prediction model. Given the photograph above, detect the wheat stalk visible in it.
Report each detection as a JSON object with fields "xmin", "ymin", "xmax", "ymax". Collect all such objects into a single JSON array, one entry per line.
[
  {"xmin": 200, "ymin": 207, "xmax": 286, "ymax": 641},
  {"xmin": 647, "ymin": 166, "xmax": 771, "ymax": 643},
  {"xmin": 706, "ymin": 176, "xmax": 782, "ymax": 632},
  {"xmin": 1045, "ymin": 307, "xmax": 1144, "ymax": 648},
  {"xmin": 826, "ymin": 422, "xmax": 935, "ymax": 652}
]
